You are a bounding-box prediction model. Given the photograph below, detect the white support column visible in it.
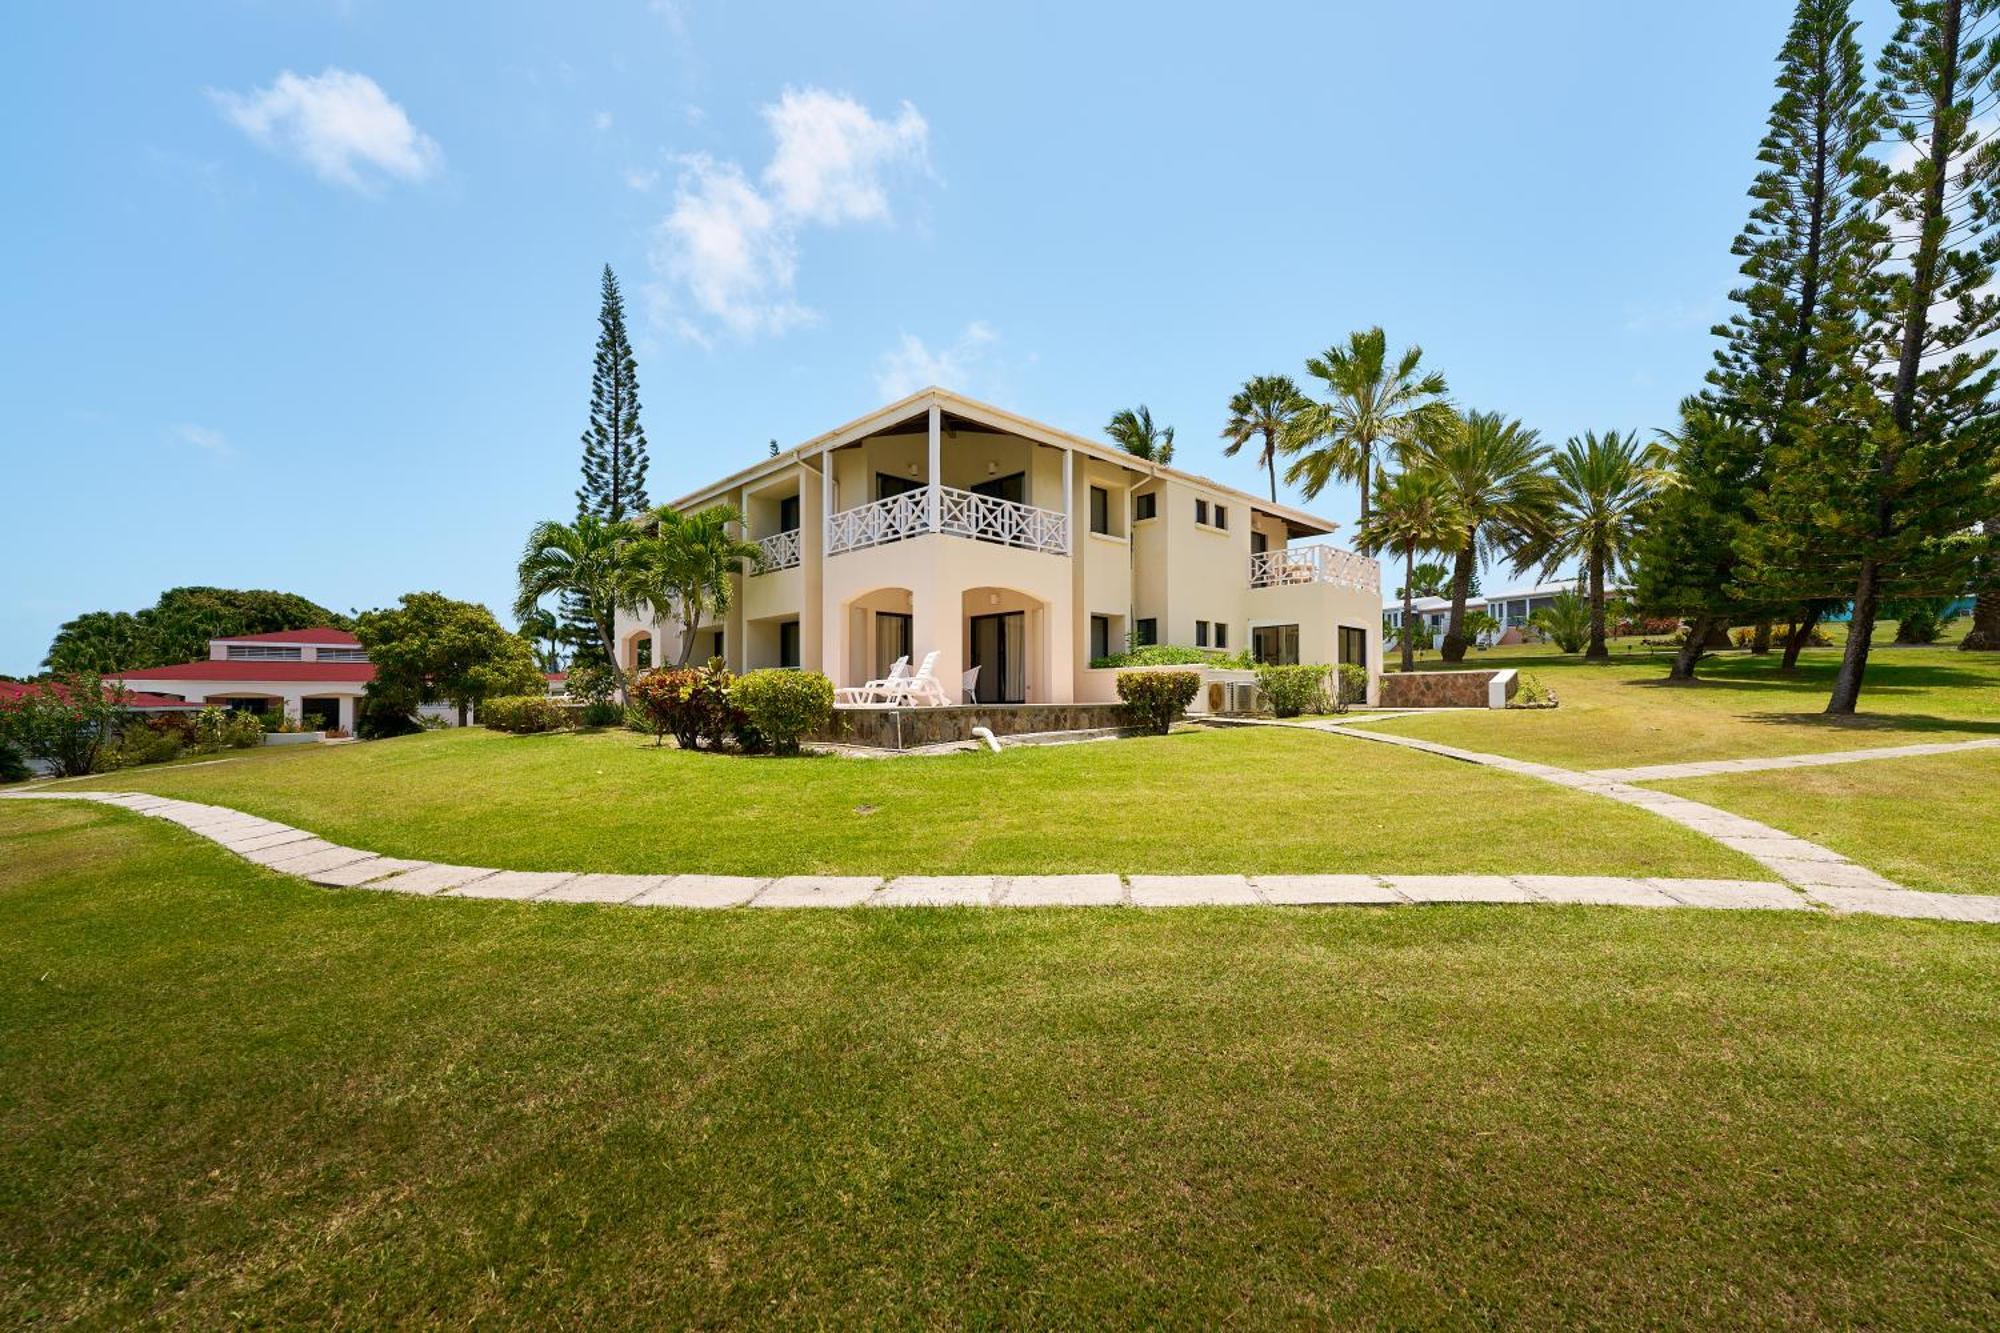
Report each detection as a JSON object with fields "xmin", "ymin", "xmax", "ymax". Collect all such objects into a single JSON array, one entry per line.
[
  {"xmin": 820, "ymin": 445, "xmax": 834, "ymax": 556},
  {"xmin": 926, "ymin": 402, "xmax": 942, "ymax": 534},
  {"xmin": 1062, "ymin": 447, "xmax": 1074, "ymax": 553}
]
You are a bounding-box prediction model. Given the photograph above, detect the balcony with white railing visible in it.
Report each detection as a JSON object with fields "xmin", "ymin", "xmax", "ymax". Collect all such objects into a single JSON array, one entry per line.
[
  {"xmin": 826, "ymin": 485, "xmax": 1070, "ymax": 557},
  {"xmin": 1247, "ymin": 543, "xmax": 1378, "ymax": 593},
  {"xmin": 752, "ymin": 527, "xmax": 802, "ymax": 573}
]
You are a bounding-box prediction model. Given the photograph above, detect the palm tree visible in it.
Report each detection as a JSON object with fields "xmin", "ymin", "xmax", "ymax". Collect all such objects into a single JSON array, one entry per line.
[
  {"xmin": 1411, "ymin": 410, "xmax": 1557, "ymax": 662},
  {"xmin": 621, "ymin": 505, "xmax": 762, "ymax": 667},
  {"xmin": 1220, "ymin": 375, "xmax": 1306, "ymax": 501},
  {"xmin": 1280, "ymin": 328, "xmax": 1454, "ymax": 540},
  {"xmin": 1527, "ymin": 431, "xmax": 1653, "ymax": 661},
  {"xmin": 516, "ymin": 606, "xmax": 566, "ymax": 673},
  {"xmin": 1106, "ymin": 405, "xmax": 1175, "ymax": 463},
  {"xmin": 1355, "ymin": 467, "xmax": 1471, "ymax": 673},
  {"xmin": 514, "ymin": 513, "xmax": 631, "ymax": 686}
]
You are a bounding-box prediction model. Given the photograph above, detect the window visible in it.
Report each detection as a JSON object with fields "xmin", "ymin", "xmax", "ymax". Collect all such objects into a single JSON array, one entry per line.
[
  {"xmin": 1339, "ymin": 625, "xmax": 1367, "ymax": 671},
  {"xmin": 1195, "ymin": 498, "xmax": 1210, "ymax": 525},
  {"xmin": 635, "ymin": 635, "xmax": 653, "ymax": 670},
  {"xmin": 223, "ymin": 644, "xmax": 303, "ymax": 661},
  {"xmin": 1251, "ymin": 530, "xmax": 1268, "ymax": 555},
  {"xmin": 316, "ymin": 647, "xmax": 370, "ymax": 663},
  {"xmin": 1195, "ymin": 620, "xmax": 1210, "ymax": 648},
  {"xmin": 1253, "ymin": 624, "xmax": 1300, "ymax": 665},
  {"xmin": 1213, "ymin": 504, "xmax": 1228, "ymax": 530},
  {"xmin": 1090, "ymin": 615, "xmax": 1112, "ymax": 660},
  {"xmin": 1134, "ymin": 491, "xmax": 1158, "ymax": 521},
  {"xmin": 1089, "ymin": 485, "xmax": 1110, "ymax": 535},
  {"xmin": 1135, "ymin": 618, "xmax": 1158, "ymax": 647},
  {"xmin": 779, "ymin": 620, "xmax": 801, "ymax": 669},
  {"xmin": 1214, "ymin": 622, "xmax": 1228, "ymax": 649},
  {"xmin": 778, "ymin": 494, "xmax": 801, "ymax": 533}
]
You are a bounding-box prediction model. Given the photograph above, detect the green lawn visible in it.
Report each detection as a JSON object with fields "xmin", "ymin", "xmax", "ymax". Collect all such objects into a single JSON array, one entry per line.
[
  {"xmin": 3, "ymin": 800, "xmax": 1996, "ymax": 1327},
  {"xmin": 1658, "ymin": 749, "xmax": 2000, "ymax": 895},
  {"xmin": 1356, "ymin": 643, "xmax": 2000, "ymax": 769},
  {"xmin": 55, "ymin": 724, "xmax": 1753, "ymax": 880}
]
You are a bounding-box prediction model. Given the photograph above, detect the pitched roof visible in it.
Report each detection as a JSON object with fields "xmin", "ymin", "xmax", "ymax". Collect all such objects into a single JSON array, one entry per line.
[
  {"xmin": 0, "ymin": 681, "xmax": 204, "ymax": 710},
  {"xmin": 115, "ymin": 661, "xmax": 376, "ymax": 683},
  {"xmin": 211, "ymin": 627, "xmax": 359, "ymax": 645}
]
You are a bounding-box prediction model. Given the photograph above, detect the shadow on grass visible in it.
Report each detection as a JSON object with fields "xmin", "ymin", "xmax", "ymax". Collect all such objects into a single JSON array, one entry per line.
[{"xmin": 1732, "ymin": 711, "xmax": 2000, "ymax": 736}]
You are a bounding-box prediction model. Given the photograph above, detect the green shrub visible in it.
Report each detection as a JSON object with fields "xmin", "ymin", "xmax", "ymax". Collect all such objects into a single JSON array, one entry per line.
[
  {"xmin": 1530, "ymin": 591, "xmax": 1591, "ymax": 654},
  {"xmin": 0, "ymin": 738, "xmax": 27, "ymax": 783},
  {"xmin": 110, "ymin": 726, "xmax": 184, "ymax": 768},
  {"xmin": 0, "ymin": 672, "xmax": 126, "ymax": 776},
  {"xmin": 1886, "ymin": 596, "xmax": 1957, "ymax": 645},
  {"xmin": 224, "ymin": 712, "xmax": 265, "ymax": 749},
  {"xmin": 1116, "ymin": 670, "xmax": 1200, "ymax": 734},
  {"xmin": 1335, "ymin": 663, "xmax": 1368, "ymax": 707},
  {"xmin": 1255, "ymin": 663, "xmax": 1330, "ymax": 718},
  {"xmin": 1091, "ymin": 644, "xmax": 1254, "ymax": 670},
  {"xmin": 192, "ymin": 706, "xmax": 262, "ymax": 752},
  {"xmin": 1513, "ymin": 672, "xmax": 1556, "ymax": 707},
  {"xmin": 480, "ymin": 695, "xmax": 574, "ymax": 734},
  {"xmin": 732, "ymin": 669, "xmax": 834, "ymax": 755}
]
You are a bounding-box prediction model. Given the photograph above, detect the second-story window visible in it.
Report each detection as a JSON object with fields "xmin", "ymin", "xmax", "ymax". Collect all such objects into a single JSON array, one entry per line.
[
  {"xmin": 779, "ymin": 495, "xmax": 800, "ymax": 533},
  {"xmin": 1195, "ymin": 498, "xmax": 1210, "ymax": 525},
  {"xmin": 1214, "ymin": 622, "xmax": 1229, "ymax": 649},
  {"xmin": 1214, "ymin": 504, "xmax": 1228, "ymax": 530},
  {"xmin": 1089, "ymin": 486, "xmax": 1110, "ymax": 535},
  {"xmin": 1134, "ymin": 491, "xmax": 1158, "ymax": 521},
  {"xmin": 1195, "ymin": 620, "xmax": 1210, "ymax": 647}
]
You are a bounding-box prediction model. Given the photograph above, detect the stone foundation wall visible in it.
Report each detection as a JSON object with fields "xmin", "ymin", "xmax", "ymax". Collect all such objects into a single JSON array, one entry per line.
[
  {"xmin": 821, "ymin": 703, "xmax": 1135, "ymax": 750},
  {"xmin": 1378, "ymin": 669, "xmax": 1516, "ymax": 709}
]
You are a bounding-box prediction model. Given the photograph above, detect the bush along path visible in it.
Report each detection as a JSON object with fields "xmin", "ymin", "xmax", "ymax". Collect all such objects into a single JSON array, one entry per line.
[
  {"xmin": 1218, "ymin": 718, "xmax": 1999, "ymax": 921},
  {"xmin": 4, "ymin": 788, "xmax": 1997, "ymax": 921}
]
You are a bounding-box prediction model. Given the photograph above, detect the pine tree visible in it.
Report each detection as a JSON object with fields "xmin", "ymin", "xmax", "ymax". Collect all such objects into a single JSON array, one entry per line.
[
  {"xmin": 1648, "ymin": 0, "xmax": 1879, "ymax": 680},
  {"xmin": 1793, "ymin": 0, "xmax": 2000, "ymax": 712},
  {"xmin": 576, "ymin": 264, "xmax": 651, "ymax": 523}
]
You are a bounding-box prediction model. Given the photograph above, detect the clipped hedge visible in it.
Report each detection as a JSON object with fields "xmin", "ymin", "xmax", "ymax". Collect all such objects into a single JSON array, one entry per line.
[
  {"xmin": 733, "ymin": 669, "xmax": 834, "ymax": 755},
  {"xmin": 480, "ymin": 695, "xmax": 575, "ymax": 734},
  {"xmin": 1254, "ymin": 663, "xmax": 1329, "ymax": 717},
  {"xmin": 1116, "ymin": 670, "xmax": 1200, "ymax": 735}
]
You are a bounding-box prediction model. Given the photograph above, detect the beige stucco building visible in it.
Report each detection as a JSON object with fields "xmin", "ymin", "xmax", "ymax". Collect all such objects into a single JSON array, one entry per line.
[{"xmin": 613, "ymin": 388, "xmax": 1382, "ymax": 705}]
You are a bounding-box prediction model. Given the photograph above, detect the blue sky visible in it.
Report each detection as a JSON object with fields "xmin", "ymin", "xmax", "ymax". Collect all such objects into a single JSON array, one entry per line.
[{"xmin": 0, "ymin": 1, "xmax": 1897, "ymax": 673}]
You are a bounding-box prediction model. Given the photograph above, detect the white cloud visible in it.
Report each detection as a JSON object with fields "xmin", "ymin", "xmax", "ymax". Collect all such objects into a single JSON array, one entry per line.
[
  {"xmin": 210, "ymin": 68, "xmax": 440, "ymax": 191},
  {"xmin": 761, "ymin": 87, "xmax": 929, "ymax": 224},
  {"xmin": 171, "ymin": 423, "xmax": 233, "ymax": 458},
  {"xmin": 593, "ymin": 110, "xmax": 614, "ymax": 132},
  {"xmin": 652, "ymin": 154, "xmax": 812, "ymax": 338},
  {"xmin": 624, "ymin": 166, "xmax": 660, "ymax": 192},
  {"xmin": 875, "ymin": 323, "xmax": 997, "ymax": 400},
  {"xmin": 649, "ymin": 88, "xmax": 930, "ymax": 340}
]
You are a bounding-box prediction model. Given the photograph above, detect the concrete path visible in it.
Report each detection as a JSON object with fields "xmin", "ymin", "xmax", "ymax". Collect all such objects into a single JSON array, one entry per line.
[
  {"xmin": 1587, "ymin": 736, "xmax": 2000, "ymax": 783},
  {"xmin": 6, "ymin": 789, "xmax": 1997, "ymax": 922}
]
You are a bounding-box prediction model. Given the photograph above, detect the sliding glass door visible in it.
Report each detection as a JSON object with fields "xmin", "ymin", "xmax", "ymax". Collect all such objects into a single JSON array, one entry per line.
[{"xmin": 968, "ymin": 612, "xmax": 1025, "ymax": 703}]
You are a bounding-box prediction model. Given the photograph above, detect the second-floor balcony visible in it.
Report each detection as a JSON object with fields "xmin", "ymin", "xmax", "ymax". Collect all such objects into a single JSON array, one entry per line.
[
  {"xmin": 827, "ymin": 484, "xmax": 1070, "ymax": 557},
  {"xmin": 1248, "ymin": 543, "xmax": 1378, "ymax": 593},
  {"xmin": 753, "ymin": 527, "xmax": 802, "ymax": 573}
]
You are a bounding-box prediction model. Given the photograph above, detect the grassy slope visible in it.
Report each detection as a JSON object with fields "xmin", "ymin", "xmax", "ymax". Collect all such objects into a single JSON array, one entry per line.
[
  {"xmin": 1660, "ymin": 749, "xmax": 2000, "ymax": 895},
  {"xmin": 1355, "ymin": 644, "xmax": 2000, "ymax": 769},
  {"xmin": 2, "ymin": 801, "xmax": 1995, "ymax": 1327},
  {"xmin": 58, "ymin": 724, "xmax": 1750, "ymax": 880}
]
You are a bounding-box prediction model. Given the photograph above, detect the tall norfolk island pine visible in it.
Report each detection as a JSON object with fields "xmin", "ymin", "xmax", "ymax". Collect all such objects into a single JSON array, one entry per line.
[
  {"xmin": 1762, "ymin": 0, "xmax": 2000, "ymax": 713},
  {"xmin": 1641, "ymin": 0, "xmax": 1879, "ymax": 680},
  {"xmin": 577, "ymin": 265, "xmax": 651, "ymax": 523}
]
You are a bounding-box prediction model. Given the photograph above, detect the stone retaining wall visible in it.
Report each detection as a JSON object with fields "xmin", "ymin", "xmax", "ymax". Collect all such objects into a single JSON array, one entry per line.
[
  {"xmin": 821, "ymin": 703, "xmax": 1135, "ymax": 750},
  {"xmin": 1378, "ymin": 669, "xmax": 1516, "ymax": 709}
]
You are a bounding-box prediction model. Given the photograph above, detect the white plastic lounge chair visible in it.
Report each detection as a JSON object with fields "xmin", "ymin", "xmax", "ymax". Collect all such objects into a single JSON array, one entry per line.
[
  {"xmin": 876, "ymin": 651, "xmax": 950, "ymax": 708},
  {"xmin": 961, "ymin": 665, "xmax": 980, "ymax": 704},
  {"xmin": 834, "ymin": 656, "xmax": 907, "ymax": 706}
]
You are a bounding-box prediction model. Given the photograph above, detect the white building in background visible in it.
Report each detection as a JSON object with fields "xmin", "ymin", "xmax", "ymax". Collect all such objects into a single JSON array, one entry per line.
[
  {"xmin": 613, "ymin": 388, "xmax": 1384, "ymax": 704},
  {"xmin": 1384, "ymin": 579, "xmax": 1587, "ymax": 649}
]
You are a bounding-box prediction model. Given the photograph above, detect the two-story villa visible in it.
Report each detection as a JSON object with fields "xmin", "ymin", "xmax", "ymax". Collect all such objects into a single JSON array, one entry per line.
[{"xmin": 614, "ymin": 388, "xmax": 1382, "ymax": 706}]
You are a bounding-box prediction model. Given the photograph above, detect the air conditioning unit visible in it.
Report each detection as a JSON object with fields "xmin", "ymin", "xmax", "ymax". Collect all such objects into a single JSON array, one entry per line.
[{"xmin": 1222, "ymin": 681, "xmax": 1262, "ymax": 715}]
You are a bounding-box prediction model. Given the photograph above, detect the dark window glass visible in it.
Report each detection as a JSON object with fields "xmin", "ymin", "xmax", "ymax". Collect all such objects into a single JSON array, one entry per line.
[
  {"xmin": 1136, "ymin": 618, "xmax": 1158, "ymax": 647},
  {"xmin": 1214, "ymin": 622, "xmax": 1228, "ymax": 649},
  {"xmin": 779, "ymin": 620, "xmax": 801, "ymax": 669},
  {"xmin": 1089, "ymin": 486, "xmax": 1110, "ymax": 534},
  {"xmin": 1195, "ymin": 498, "xmax": 1209, "ymax": 525},
  {"xmin": 1253, "ymin": 624, "xmax": 1301, "ymax": 665},
  {"xmin": 875, "ymin": 472, "xmax": 922, "ymax": 500},
  {"xmin": 1214, "ymin": 505, "xmax": 1228, "ymax": 530},
  {"xmin": 1134, "ymin": 492, "xmax": 1157, "ymax": 521},
  {"xmin": 1339, "ymin": 625, "xmax": 1367, "ymax": 671},
  {"xmin": 778, "ymin": 495, "xmax": 800, "ymax": 533},
  {"xmin": 1195, "ymin": 620, "xmax": 1210, "ymax": 648},
  {"xmin": 1090, "ymin": 615, "xmax": 1111, "ymax": 660},
  {"xmin": 1251, "ymin": 530, "xmax": 1268, "ymax": 554}
]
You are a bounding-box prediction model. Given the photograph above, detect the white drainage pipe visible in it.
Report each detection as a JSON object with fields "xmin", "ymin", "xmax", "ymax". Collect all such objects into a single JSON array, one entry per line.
[{"xmin": 970, "ymin": 725, "xmax": 1001, "ymax": 754}]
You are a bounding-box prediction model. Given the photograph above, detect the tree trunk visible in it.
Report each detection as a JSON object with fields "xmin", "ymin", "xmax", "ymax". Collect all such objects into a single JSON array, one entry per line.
[
  {"xmin": 1357, "ymin": 448, "xmax": 1373, "ymax": 545},
  {"xmin": 1584, "ymin": 554, "xmax": 1609, "ymax": 661},
  {"xmin": 1703, "ymin": 621, "xmax": 1733, "ymax": 650},
  {"xmin": 1781, "ymin": 603, "xmax": 1824, "ymax": 671},
  {"xmin": 1668, "ymin": 614, "xmax": 1710, "ymax": 682},
  {"xmin": 1826, "ymin": 561, "xmax": 1879, "ymax": 715},
  {"xmin": 1400, "ymin": 548, "xmax": 1416, "ymax": 673},
  {"xmin": 1750, "ymin": 620, "xmax": 1773, "ymax": 654},
  {"xmin": 1963, "ymin": 518, "xmax": 2000, "ymax": 650},
  {"xmin": 596, "ymin": 616, "xmax": 627, "ymax": 704},
  {"xmin": 1439, "ymin": 531, "xmax": 1478, "ymax": 663},
  {"xmin": 1265, "ymin": 429, "xmax": 1279, "ymax": 503},
  {"xmin": 457, "ymin": 700, "xmax": 469, "ymax": 728}
]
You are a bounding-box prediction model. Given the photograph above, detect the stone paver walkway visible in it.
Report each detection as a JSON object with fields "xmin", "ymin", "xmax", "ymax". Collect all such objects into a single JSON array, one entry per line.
[
  {"xmin": 6, "ymin": 788, "xmax": 1998, "ymax": 922},
  {"xmin": 1586, "ymin": 736, "xmax": 2000, "ymax": 783}
]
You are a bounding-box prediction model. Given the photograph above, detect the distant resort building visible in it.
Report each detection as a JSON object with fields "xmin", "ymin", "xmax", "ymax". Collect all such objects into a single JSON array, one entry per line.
[{"xmin": 1383, "ymin": 579, "xmax": 1587, "ymax": 649}]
